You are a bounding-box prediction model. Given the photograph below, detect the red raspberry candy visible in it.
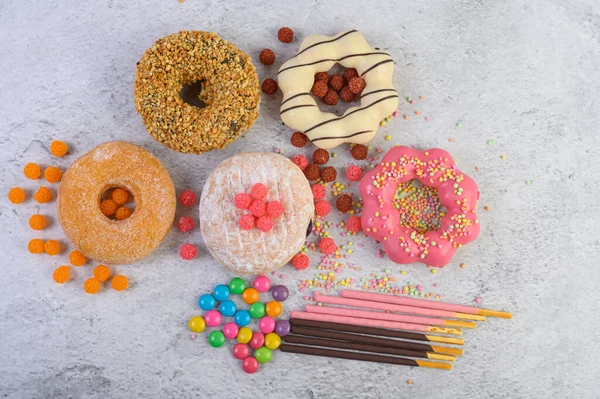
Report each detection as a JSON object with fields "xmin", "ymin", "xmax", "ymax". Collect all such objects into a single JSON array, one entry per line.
[
  {"xmin": 251, "ymin": 183, "xmax": 269, "ymax": 200},
  {"xmin": 180, "ymin": 243, "xmax": 197, "ymax": 260},
  {"xmin": 256, "ymin": 216, "xmax": 274, "ymax": 232},
  {"xmin": 343, "ymin": 68, "xmax": 359, "ymax": 82},
  {"xmin": 262, "ymin": 79, "xmax": 278, "ymax": 95},
  {"xmin": 314, "ymin": 200, "xmax": 331, "ymax": 217},
  {"xmin": 311, "ymin": 81, "xmax": 328, "ymax": 98},
  {"xmin": 266, "ymin": 201, "xmax": 284, "ymax": 218},
  {"xmin": 348, "ymin": 77, "xmax": 365, "ymax": 94},
  {"xmin": 259, "ymin": 49, "xmax": 275, "ymax": 65},
  {"xmin": 249, "ymin": 200, "xmax": 266, "ymax": 217},
  {"xmin": 177, "ymin": 216, "xmax": 195, "ymax": 233},
  {"xmin": 291, "ymin": 132, "xmax": 308, "ymax": 147},
  {"xmin": 292, "ymin": 155, "xmax": 309, "ymax": 171},
  {"xmin": 278, "ymin": 27, "xmax": 294, "ymax": 43},
  {"xmin": 340, "ymin": 86, "xmax": 355, "ymax": 103},
  {"xmin": 329, "ymin": 74, "xmax": 344, "ymax": 91},
  {"xmin": 314, "ymin": 72, "xmax": 329, "ymax": 82},
  {"xmin": 346, "ymin": 216, "xmax": 362, "ymax": 233},
  {"xmin": 323, "ymin": 90, "xmax": 338, "ymax": 106},
  {"xmin": 319, "ymin": 238, "xmax": 336, "ymax": 255},
  {"xmin": 311, "ymin": 184, "xmax": 326, "ymax": 200},
  {"xmin": 234, "ymin": 193, "xmax": 253, "ymax": 209},
  {"xmin": 239, "ymin": 214, "xmax": 255, "ymax": 230},
  {"xmin": 179, "ymin": 190, "xmax": 196, "ymax": 207},
  {"xmin": 346, "ymin": 165, "xmax": 362, "ymax": 182},
  {"xmin": 291, "ymin": 253, "xmax": 310, "ymax": 270}
]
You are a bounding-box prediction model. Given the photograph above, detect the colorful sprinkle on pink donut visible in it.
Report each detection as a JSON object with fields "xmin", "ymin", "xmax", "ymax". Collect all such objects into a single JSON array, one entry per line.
[{"xmin": 359, "ymin": 146, "xmax": 480, "ymax": 267}]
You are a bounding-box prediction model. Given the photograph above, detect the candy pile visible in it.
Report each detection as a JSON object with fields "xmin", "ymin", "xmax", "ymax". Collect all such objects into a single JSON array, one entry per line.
[
  {"xmin": 311, "ymin": 68, "xmax": 365, "ymax": 105},
  {"xmin": 189, "ymin": 275, "xmax": 290, "ymax": 374},
  {"xmin": 259, "ymin": 27, "xmax": 295, "ymax": 95},
  {"xmin": 234, "ymin": 183, "xmax": 284, "ymax": 233}
]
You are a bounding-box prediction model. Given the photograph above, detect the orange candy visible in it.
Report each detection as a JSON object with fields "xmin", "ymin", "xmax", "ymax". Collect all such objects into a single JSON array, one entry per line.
[
  {"xmin": 111, "ymin": 275, "xmax": 129, "ymax": 291},
  {"xmin": 34, "ymin": 186, "xmax": 52, "ymax": 203},
  {"xmin": 44, "ymin": 240, "xmax": 61, "ymax": 255},
  {"xmin": 69, "ymin": 250, "xmax": 86, "ymax": 266},
  {"xmin": 24, "ymin": 163, "xmax": 42, "ymax": 180},
  {"xmin": 115, "ymin": 207, "xmax": 132, "ymax": 220},
  {"xmin": 265, "ymin": 300, "xmax": 283, "ymax": 317},
  {"xmin": 84, "ymin": 277, "xmax": 101, "ymax": 294},
  {"xmin": 8, "ymin": 187, "xmax": 26, "ymax": 204},
  {"xmin": 29, "ymin": 214, "xmax": 47, "ymax": 230},
  {"xmin": 28, "ymin": 238, "xmax": 45, "ymax": 254},
  {"xmin": 53, "ymin": 266, "xmax": 71, "ymax": 284},
  {"xmin": 93, "ymin": 265, "xmax": 111, "ymax": 282},
  {"xmin": 44, "ymin": 166, "xmax": 62, "ymax": 183},
  {"xmin": 100, "ymin": 199, "xmax": 117, "ymax": 216},
  {"xmin": 111, "ymin": 188, "xmax": 129, "ymax": 205},
  {"xmin": 241, "ymin": 287, "xmax": 260, "ymax": 304},
  {"xmin": 50, "ymin": 140, "xmax": 68, "ymax": 157}
]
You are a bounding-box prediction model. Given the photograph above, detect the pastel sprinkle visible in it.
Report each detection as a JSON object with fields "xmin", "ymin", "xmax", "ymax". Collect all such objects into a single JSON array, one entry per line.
[
  {"xmin": 456, "ymin": 122, "xmax": 463, "ymax": 128},
  {"xmin": 475, "ymin": 297, "xmax": 482, "ymax": 304}
]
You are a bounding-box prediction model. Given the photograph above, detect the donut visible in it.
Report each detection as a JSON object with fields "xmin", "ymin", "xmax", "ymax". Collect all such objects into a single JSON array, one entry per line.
[
  {"xmin": 278, "ymin": 30, "xmax": 398, "ymax": 149},
  {"xmin": 134, "ymin": 31, "xmax": 260, "ymax": 154},
  {"xmin": 360, "ymin": 146, "xmax": 480, "ymax": 268},
  {"xmin": 57, "ymin": 141, "xmax": 176, "ymax": 264},
  {"xmin": 200, "ymin": 152, "xmax": 314, "ymax": 275}
]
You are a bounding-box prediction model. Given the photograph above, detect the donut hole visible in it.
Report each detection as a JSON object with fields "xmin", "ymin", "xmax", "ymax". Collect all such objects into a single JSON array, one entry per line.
[
  {"xmin": 311, "ymin": 64, "xmax": 364, "ymax": 115},
  {"xmin": 180, "ymin": 80, "xmax": 208, "ymax": 108},
  {"xmin": 393, "ymin": 180, "xmax": 447, "ymax": 234},
  {"xmin": 99, "ymin": 187, "xmax": 136, "ymax": 221}
]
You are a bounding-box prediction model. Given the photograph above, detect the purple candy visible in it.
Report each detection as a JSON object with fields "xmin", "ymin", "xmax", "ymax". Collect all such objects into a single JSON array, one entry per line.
[
  {"xmin": 271, "ymin": 285, "xmax": 289, "ymax": 302},
  {"xmin": 275, "ymin": 319, "xmax": 291, "ymax": 337}
]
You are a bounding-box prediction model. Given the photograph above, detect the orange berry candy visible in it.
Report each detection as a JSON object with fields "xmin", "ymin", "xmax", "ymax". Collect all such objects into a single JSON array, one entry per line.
[
  {"xmin": 53, "ymin": 266, "xmax": 71, "ymax": 284},
  {"xmin": 111, "ymin": 188, "xmax": 129, "ymax": 205},
  {"xmin": 265, "ymin": 300, "xmax": 283, "ymax": 317},
  {"xmin": 24, "ymin": 163, "xmax": 41, "ymax": 180},
  {"xmin": 29, "ymin": 214, "xmax": 47, "ymax": 230},
  {"xmin": 93, "ymin": 265, "xmax": 111, "ymax": 282},
  {"xmin": 44, "ymin": 240, "xmax": 61, "ymax": 255},
  {"xmin": 84, "ymin": 277, "xmax": 101, "ymax": 294},
  {"xmin": 115, "ymin": 207, "xmax": 132, "ymax": 220},
  {"xmin": 69, "ymin": 250, "xmax": 86, "ymax": 266},
  {"xmin": 111, "ymin": 275, "xmax": 129, "ymax": 291},
  {"xmin": 100, "ymin": 199, "xmax": 117, "ymax": 216},
  {"xmin": 8, "ymin": 187, "xmax": 26, "ymax": 204},
  {"xmin": 50, "ymin": 140, "xmax": 68, "ymax": 157},
  {"xmin": 34, "ymin": 186, "xmax": 52, "ymax": 203},
  {"xmin": 28, "ymin": 238, "xmax": 45, "ymax": 254},
  {"xmin": 44, "ymin": 166, "xmax": 62, "ymax": 183},
  {"xmin": 241, "ymin": 287, "xmax": 260, "ymax": 304}
]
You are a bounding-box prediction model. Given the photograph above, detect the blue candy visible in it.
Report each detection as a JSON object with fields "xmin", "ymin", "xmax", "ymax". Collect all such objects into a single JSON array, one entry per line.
[
  {"xmin": 234, "ymin": 310, "xmax": 251, "ymax": 327},
  {"xmin": 213, "ymin": 284, "xmax": 231, "ymax": 301},
  {"xmin": 219, "ymin": 300, "xmax": 237, "ymax": 317},
  {"xmin": 198, "ymin": 294, "xmax": 216, "ymax": 310}
]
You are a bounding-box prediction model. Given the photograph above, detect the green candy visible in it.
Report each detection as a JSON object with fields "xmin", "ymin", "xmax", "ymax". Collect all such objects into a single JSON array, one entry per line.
[
  {"xmin": 229, "ymin": 277, "xmax": 246, "ymax": 295},
  {"xmin": 248, "ymin": 302, "xmax": 266, "ymax": 319},
  {"xmin": 255, "ymin": 347, "xmax": 272, "ymax": 363},
  {"xmin": 208, "ymin": 330, "xmax": 225, "ymax": 348}
]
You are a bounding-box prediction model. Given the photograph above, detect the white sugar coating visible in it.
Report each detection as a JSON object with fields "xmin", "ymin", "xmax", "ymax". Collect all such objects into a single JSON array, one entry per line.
[
  {"xmin": 200, "ymin": 152, "xmax": 314, "ymax": 275},
  {"xmin": 57, "ymin": 141, "xmax": 176, "ymax": 265}
]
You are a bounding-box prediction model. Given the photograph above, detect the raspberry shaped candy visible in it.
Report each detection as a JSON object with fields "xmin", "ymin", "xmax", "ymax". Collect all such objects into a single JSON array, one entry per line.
[
  {"xmin": 239, "ymin": 214, "xmax": 255, "ymax": 231},
  {"xmin": 291, "ymin": 253, "xmax": 309, "ymax": 270},
  {"xmin": 234, "ymin": 193, "xmax": 253, "ymax": 209},
  {"xmin": 251, "ymin": 183, "xmax": 269, "ymax": 200},
  {"xmin": 179, "ymin": 190, "xmax": 197, "ymax": 207},
  {"xmin": 178, "ymin": 216, "xmax": 195, "ymax": 232},
  {"xmin": 266, "ymin": 201, "xmax": 284, "ymax": 218},
  {"xmin": 314, "ymin": 200, "xmax": 331, "ymax": 217},
  {"xmin": 180, "ymin": 243, "xmax": 197, "ymax": 260},
  {"xmin": 311, "ymin": 184, "xmax": 326, "ymax": 200},
  {"xmin": 249, "ymin": 200, "xmax": 266, "ymax": 217},
  {"xmin": 256, "ymin": 216, "xmax": 274, "ymax": 232},
  {"xmin": 346, "ymin": 165, "xmax": 362, "ymax": 181},
  {"xmin": 319, "ymin": 238, "xmax": 336, "ymax": 255},
  {"xmin": 292, "ymin": 155, "xmax": 309, "ymax": 171}
]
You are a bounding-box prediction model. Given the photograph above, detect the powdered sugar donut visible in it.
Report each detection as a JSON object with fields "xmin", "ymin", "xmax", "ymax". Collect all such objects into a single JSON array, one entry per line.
[
  {"xmin": 200, "ymin": 152, "xmax": 314, "ymax": 275},
  {"xmin": 360, "ymin": 146, "xmax": 480, "ymax": 267}
]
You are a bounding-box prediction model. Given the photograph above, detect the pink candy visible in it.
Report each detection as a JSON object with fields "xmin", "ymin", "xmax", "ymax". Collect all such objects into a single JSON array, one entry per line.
[
  {"xmin": 258, "ymin": 316, "xmax": 276, "ymax": 334},
  {"xmin": 222, "ymin": 322, "xmax": 239, "ymax": 339},
  {"xmin": 250, "ymin": 332, "xmax": 265, "ymax": 349},
  {"xmin": 253, "ymin": 275, "xmax": 271, "ymax": 292},
  {"xmin": 204, "ymin": 310, "xmax": 222, "ymax": 327}
]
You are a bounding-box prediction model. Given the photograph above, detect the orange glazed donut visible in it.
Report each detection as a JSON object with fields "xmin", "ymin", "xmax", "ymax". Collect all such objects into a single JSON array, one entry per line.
[{"xmin": 57, "ymin": 141, "xmax": 176, "ymax": 264}]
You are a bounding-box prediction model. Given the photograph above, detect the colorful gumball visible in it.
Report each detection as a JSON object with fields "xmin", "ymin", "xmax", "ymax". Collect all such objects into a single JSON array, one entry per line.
[
  {"xmin": 234, "ymin": 310, "xmax": 251, "ymax": 327},
  {"xmin": 250, "ymin": 332, "xmax": 265, "ymax": 349},
  {"xmin": 258, "ymin": 316, "xmax": 276, "ymax": 334},
  {"xmin": 229, "ymin": 277, "xmax": 246, "ymax": 295},
  {"xmin": 219, "ymin": 300, "xmax": 237, "ymax": 317},
  {"xmin": 222, "ymin": 322, "xmax": 240, "ymax": 339},
  {"xmin": 248, "ymin": 302, "xmax": 266, "ymax": 319},
  {"xmin": 242, "ymin": 356, "xmax": 259, "ymax": 374},
  {"xmin": 271, "ymin": 285, "xmax": 289, "ymax": 302},
  {"xmin": 241, "ymin": 287, "xmax": 260, "ymax": 304},
  {"xmin": 204, "ymin": 310, "xmax": 222, "ymax": 327},
  {"xmin": 232, "ymin": 343, "xmax": 250, "ymax": 360},
  {"xmin": 275, "ymin": 319, "xmax": 291, "ymax": 337},
  {"xmin": 208, "ymin": 330, "xmax": 225, "ymax": 348},
  {"xmin": 213, "ymin": 284, "xmax": 231, "ymax": 301},
  {"xmin": 265, "ymin": 300, "xmax": 283, "ymax": 318},
  {"xmin": 265, "ymin": 332, "xmax": 282, "ymax": 350},
  {"xmin": 254, "ymin": 346, "xmax": 273, "ymax": 363},
  {"xmin": 198, "ymin": 294, "xmax": 216, "ymax": 310},
  {"xmin": 237, "ymin": 327, "xmax": 253, "ymax": 344},
  {"xmin": 188, "ymin": 316, "xmax": 206, "ymax": 333},
  {"xmin": 253, "ymin": 275, "xmax": 271, "ymax": 292}
]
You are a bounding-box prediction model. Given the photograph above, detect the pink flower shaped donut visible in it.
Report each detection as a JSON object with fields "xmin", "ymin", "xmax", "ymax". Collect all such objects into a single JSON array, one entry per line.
[{"xmin": 360, "ymin": 146, "xmax": 480, "ymax": 267}]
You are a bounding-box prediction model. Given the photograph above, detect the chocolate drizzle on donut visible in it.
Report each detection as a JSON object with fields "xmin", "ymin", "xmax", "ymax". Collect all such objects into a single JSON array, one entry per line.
[
  {"xmin": 295, "ymin": 30, "xmax": 359, "ymax": 57},
  {"xmin": 278, "ymin": 52, "xmax": 389, "ymax": 75},
  {"xmin": 360, "ymin": 88, "xmax": 397, "ymax": 100},
  {"xmin": 360, "ymin": 59, "xmax": 395, "ymax": 77},
  {"xmin": 311, "ymin": 130, "xmax": 373, "ymax": 143},
  {"xmin": 281, "ymin": 92, "xmax": 311, "ymax": 106},
  {"xmin": 280, "ymin": 104, "xmax": 317, "ymax": 115}
]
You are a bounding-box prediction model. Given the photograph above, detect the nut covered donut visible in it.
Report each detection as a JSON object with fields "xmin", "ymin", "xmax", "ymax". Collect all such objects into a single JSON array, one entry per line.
[
  {"xmin": 58, "ymin": 141, "xmax": 176, "ymax": 265},
  {"xmin": 360, "ymin": 146, "xmax": 480, "ymax": 268},
  {"xmin": 278, "ymin": 30, "xmax": 398, "ymax": 149},
  {"xmin": 134, "ymin": 31, "xmax": 260, "ymax": 154},
  {"xmin": 200, "ymin": 152, "xmax": 314, "ymax": 275}
]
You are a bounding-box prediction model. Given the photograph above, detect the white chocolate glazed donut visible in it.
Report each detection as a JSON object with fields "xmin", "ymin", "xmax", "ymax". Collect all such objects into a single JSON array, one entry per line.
[{"xmin": 278, "ymin": 30, "xmax": 399, "ymax": 149}]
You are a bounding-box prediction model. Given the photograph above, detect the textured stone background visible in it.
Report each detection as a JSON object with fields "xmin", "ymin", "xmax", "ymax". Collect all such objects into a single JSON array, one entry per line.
[{"xmin": 1, "ymin": 0, "xmax": 599, "ymax": 398}]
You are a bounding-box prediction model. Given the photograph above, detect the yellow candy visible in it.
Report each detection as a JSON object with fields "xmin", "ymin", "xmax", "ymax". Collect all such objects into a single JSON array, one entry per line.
[
  {"xmin": 265, "ymin": 333, "xmax": 281, "ymax": 350},
  {"xmin": 188, "ymin": 316, "xmax": 206, "ymax": 333},
  {"xmin": 237, "ymin": 327, "xmax": 253, "ymax": 344}
]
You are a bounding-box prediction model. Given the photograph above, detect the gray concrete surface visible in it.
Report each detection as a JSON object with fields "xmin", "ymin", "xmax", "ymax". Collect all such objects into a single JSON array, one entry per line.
[{"xmin": 1, "ymin": 0, "xmax": 599, "ymax": 398}]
